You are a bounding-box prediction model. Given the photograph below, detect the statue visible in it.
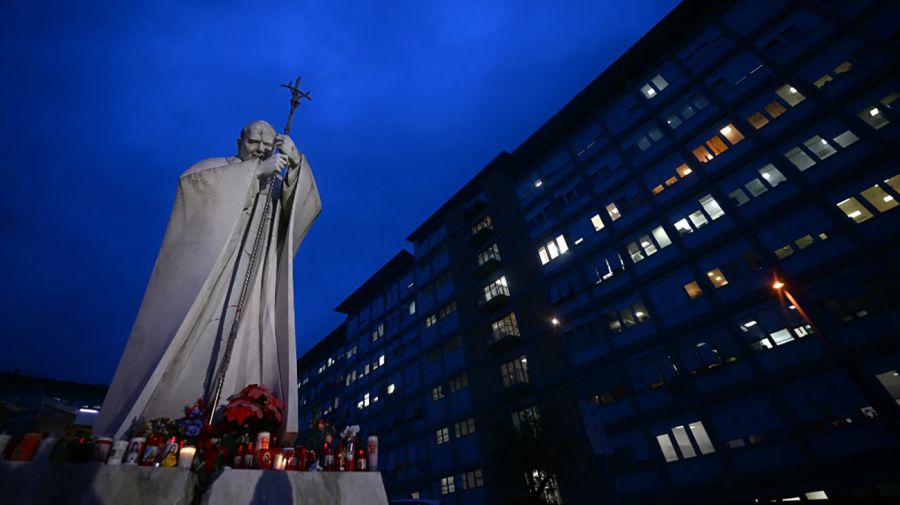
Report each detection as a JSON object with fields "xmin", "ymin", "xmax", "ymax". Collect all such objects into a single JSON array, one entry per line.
[{"xmin": 95, "ymin": 82, "xmax": 320, "ymax": 439}]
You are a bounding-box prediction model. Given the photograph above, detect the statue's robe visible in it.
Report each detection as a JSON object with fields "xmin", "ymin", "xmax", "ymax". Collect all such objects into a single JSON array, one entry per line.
[{"xmin": 94, "ymin": 155, "xmax": 321, "ymax": 439}]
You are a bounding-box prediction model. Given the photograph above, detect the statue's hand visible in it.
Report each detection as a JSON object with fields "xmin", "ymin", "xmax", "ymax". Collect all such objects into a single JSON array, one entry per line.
[
  {"xmin": 275, "ymin": 134, "xmax": 301, "ymax": 168},
  {"xmin": 256, "ymin": 153, "xmax": 288, "ymax": 179}
]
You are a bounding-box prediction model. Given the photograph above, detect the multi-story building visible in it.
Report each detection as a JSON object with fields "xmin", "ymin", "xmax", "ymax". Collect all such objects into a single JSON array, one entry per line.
[{"xmin": 297, "ymin": 0, "xmax": 900, "ymax": 502}]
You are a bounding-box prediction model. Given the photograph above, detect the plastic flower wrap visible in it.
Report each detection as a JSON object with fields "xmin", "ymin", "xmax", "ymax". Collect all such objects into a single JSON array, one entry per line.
[{"xmin": 177, "ymin": 398, "xmax": 206, "ymax": 439}]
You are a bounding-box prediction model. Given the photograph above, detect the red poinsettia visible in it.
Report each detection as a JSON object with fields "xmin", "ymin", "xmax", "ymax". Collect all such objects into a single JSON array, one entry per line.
[{"xmin": 219, "ymin": 384, "xmax": 284, "ymax": 436}]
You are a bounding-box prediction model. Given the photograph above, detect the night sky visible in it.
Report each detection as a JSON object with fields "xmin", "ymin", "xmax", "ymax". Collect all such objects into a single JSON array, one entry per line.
[{"xmin": 0, "ymin": 0, "xmax": 678, "ymax": 384}]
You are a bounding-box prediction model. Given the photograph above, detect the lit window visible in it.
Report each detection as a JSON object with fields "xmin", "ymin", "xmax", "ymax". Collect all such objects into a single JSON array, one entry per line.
[
  {"xmin": 774, "ymin": 83, "xmax": 806, "ymax": 106},
  {"xmin": 657, "ymin": 421, "xmax": 715, "ymax": 462},
  {"xmin": 665, "ymin": 113, "xmax": 682, "ymax": 129},
  {"xmin": 483, "ymin": 276, "xmax": 510, "ymax": 301},
  {"xmin": 837, "ymin": 197, "xmax": 874, "ymax": 223},
  {"xmin": 748, "ymin": 112, "xmax": 769, "ymax": 129},
  {"xmin": 794, "ymin": 234, "xmax": 815, "ymax": 250},
  {"xmin": 652, "ymin": 185, "xmax": 665, "ymax": 195},
  {"xmin": 387, "ymin": 383, "xmax": 396, "ymax": 395},
  {"xmin": 860, "ymin": 184, "xmax": 898, "ymax": 213},
  {"xmin": 651, "ymin": 74, "xmax": 669, "ymax": 91},
  {"xmin": 833, "ymin": 130, "xmax": 859, "ymax": 148},
  {"xmin": 764, "ymin": 100, "xmax": 787, "ymax": 119},
  {"xmin": 674, "ymin": 218, "xmax": 693, "ymax": 236},
  {"xmin": 803, "ymin": 135, "xmax": 837, "ymax": 160},
  {"xmin": 745, "ymin": 178, "xmax": 768, "ymax": 197},
  {"xmin": 675, "ymin": 164, "xmax": 692, "ymax": 178},
  {"xmin": 693, "ymin": 145, "xmax": 714, "ymax": 163},
  {"xmin": 729, "ymin": 188, "xmax": 750, "ymax": 206},
  {"xmin": 511, "ymin": 406, "xmax": 542, "ymax": 438},
  {"xmin": 758, "ymin": 164, "xmax": 786, "ymax": 186},
  {"xmin": 639, "ymin": 234, "xmax": 658, "ymax": 256},
  {"xmin": 858, "ymin": 105, "xmax": 890, "ymax": 129},
  {"xmin": 784, "ymin": 147, "xmax": 816, "ymax": 171},
  {"xmin": 626, "ymin": 242, "xmax": 645, "ymax": 263},
  {"xmin": 813, "ymin": 74, "xmax": 833, "ymax": 89},
  {"xmin": 537, "ymin": 235, "xmax": 569, "ymax": 265},
  {"xmin": 454, "ymin": 417, "xmax": 476, "ymax": 438},
  {"xmin": 425, "ymin": 314, "xmax": 437, "ymax": 328},
  {"xmin": 688, "ymin": 210, "xmax": 709, "ymax": 229},
  {"xmin": 774, "ymin": 245, "xmax": 795, "ymax": 259},
  {"xmin": 501, "ymin": 355, "xmax": 530, "ymax": 388},
  {"xmin": 699, "ymin": 194, "xmax": 725, "ymax": 220},
  {"xmin": 875, "ymin": 370, "xmax": 900, "ymax": 405},
  {"xmin": 440, "ymin": 476, "xmax": 455, "ymax": 495},
  {"xmin": 706, "ymin": 135, "xmax": 729, "ymax": 156},
  {"xmin": 476, "ymin": 243, "xmax": 501, "ymax": 266},
  {"xmin": 886, "ymin": 175, "xmax": 900, "ymax": 194},
  {"xmin": 432, "ymin": 385, "xmax": 445, "ymax": 401},
  {"xmin": 684, "ymin": 281, "xmax": 703, "ymax": 299},
  {"xmin": 408, "ymin": 300, "xmax": 416, "ymax": 315},
  {"xmin": 656, "ymin": 434, "xmax": 679, "ymax": 462},
  {"xmin": 719, "ymin": 123, "xmax": 744, "ymax": 144},
  {"xmin": 590, "ymin": 214, "xmax": 605, "ymax": 231},
  {"xmin": 640, "ymin": 84, "xmax": 656, "ymax": 99},
  {"xmin": 491, "ymin": 313, "xmax": 520, "ymax": 341},
  {"xmin": 606, "ymin": 203, "xmax": 622, "ymax": 221},
  {"xmin": 461, "ymin": 469, "xmax": 484, "ymax": 490},
  {"xmin": 833, "ymin": 61, "xmax": 852, "ymax": 74},
  {"xmin": 707, "ymin": 268, "xmax": 729, "ymax": 288},
  {"xmin": 435, "ymin": 427, "xmax": 450, "ymax": 445},
  {"xmin": 651, "ymin": 226, "xmax": 672, "ymax": 249}
]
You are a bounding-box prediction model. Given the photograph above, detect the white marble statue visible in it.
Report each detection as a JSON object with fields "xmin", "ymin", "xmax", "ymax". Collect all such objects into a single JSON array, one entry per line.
[{"xmin": 94, "ymin": 120, "xmax": 321, "ymax": 439}]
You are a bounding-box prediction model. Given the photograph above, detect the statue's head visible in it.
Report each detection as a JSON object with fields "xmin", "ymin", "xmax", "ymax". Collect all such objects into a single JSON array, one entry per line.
[{"xmin": 236, "ymin": 120, "xmax": 277, "ymax": 161}]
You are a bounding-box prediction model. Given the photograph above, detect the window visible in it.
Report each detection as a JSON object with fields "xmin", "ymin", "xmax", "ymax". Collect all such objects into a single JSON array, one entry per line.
[
  {"xmin": 490, "ymin": 313, "xmax": 520, "ymax": 341},
  {"xmin": 592, "ymin": 385, "xmax": 628, "ymax": 405},
  {"xmin": 606, "ymin": 300, "xmax": 651, "ymax": 332},
  {"xmin": 371, "ymin": 323, "xmax": 384, "ymax": 342},
  {"xmin": 837, "ymin": 197, "xmax": 874, "ymax": 224},
  {"xmin": 656, "ymin": 421, "xmax": 715, "ymax": 462},
  {"xmin": 454, "ymin": 417, "xmax": 476, "ymax": 438},
  {"xmin": 625, "ymin": 226, "xmax": 672, "ymax": 264},
  {"xmin": 860, "ymin": 183, "xmax": 898, "ymax": 213},
  {"xmin": 640, "ymin": 74, "xmax": 669, "ymax": 99},
  {"xmin": 650, "ymin": 163, "xmax": 694, "ymax": 197},
  {"xmin": 773, "ymin": 231, "xmax": 830, "ymax": 259},
  {"xmin": 526, "ymin": 470, "xmax": 563, "ymax": 505},
  {"xmin": 449, "ymin": 373, "xmax": 469, "ymax": 392},
  {"xmin": 511, "ymin": 406, "xmax": 542, "ymax": 438},
  {"xmin": 387, "ymin": 383, "xmax": 396, "ymax": 395},
  {"xmin": 606, "ymin": 202, "xmax": 622, "ymax": 221},
  {"xmin": 483, "ymin": 276, "xmax": 510, "ymax": 301},
  {"xmin": 857, "ymin": 92, "xmax": 897, "ymax": 130},
  {"xmin": 739, "ymin": 312, "xmax": 813, "ymax": 351},
  {"xmin": 461, "ymin": 469, "xmax": 484, "ymax": 490},
  {"xmin": 501, "ymin": 355, "xmax": 530, "ymax": 388},
  {"xmin": 727, "ymin": 163, "xmax": 788, "ymax": 207},
  {"xmin": 692, "ymin": 123, "xmax": 745, "ymax": 163},
  {"xmin": 432, "ymin": 385, "xmax": 445, "ymax": 401},
  {"xmin": 875, "ymin": 370, "xmax": 900, "ymax": 406},
  {"xmin": 814, "ymin": 60, "xmax": 854, "ymax": 90},
  {"xmin": 538, "ymin": 235, "xmax": 570, "ymax": 265},
  {"xmin": 440, "ymin": 476, "xmax": 455, "ymax": 495},
  {"xmin": 774, "ymin": 83, "xmax": 806, "ymax": 106},
  {"xmin": 476, "ymin": 243, "xmax": 501, "ymax": 266},
  {"xmin": 706, "ymin": 268, "xmax": 729, "ymax": 288},
  {"xmin": 471, "ymin": 214, "xmax": 493, "ymax": 235},
  {"xmin": 784, "ymin": 130, "xmax": 858, "ymax": 171},
  {"xmin": 438, "ymin": 301, "xmax": 456, "ymax": 319},
  {"xmin": 590, "ymin": 213, "xmax": 605, "ymax": 231},
  {"xmin": 425, "ymin": 313, "xmax": 437, "ymax": 328},
  {"xmin": 670, "ymin": 194, "xmax": 727, "ymax": 236},
  {"xmin": 590, "ymin": 249, "xmax": 627, "ymax": 284},
  {"xmin": 664, "ymin": 92, "xmax": 710, "ymax": 131},
  {"xmin": 408, "ymin": 300, "xmax": 416, "ymax": 315},
  {"xmin": 435, "ymin": 427, "xmax": 450, "ymax": 445},
  {"xmin": 683, "ymin": 281, "xmax": 703, "ymax": 299}
]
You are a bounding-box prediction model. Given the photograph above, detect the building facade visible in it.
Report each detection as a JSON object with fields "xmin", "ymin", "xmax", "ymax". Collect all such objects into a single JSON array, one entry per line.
[{"xmin": 297, "ymin": 0, "xmax": 900, "ymax": 502}]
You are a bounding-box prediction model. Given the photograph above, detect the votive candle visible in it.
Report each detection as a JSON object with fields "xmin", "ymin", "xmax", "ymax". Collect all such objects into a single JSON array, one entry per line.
[{"xmin": 177, "ymin": 446, "xmax": 196, "ymax": 468}]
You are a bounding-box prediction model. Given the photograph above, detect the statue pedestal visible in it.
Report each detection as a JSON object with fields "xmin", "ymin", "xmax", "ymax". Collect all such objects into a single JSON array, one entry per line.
[{"xmin": 0, "ymin": 462, "xmax": 389, "ymax": 505}]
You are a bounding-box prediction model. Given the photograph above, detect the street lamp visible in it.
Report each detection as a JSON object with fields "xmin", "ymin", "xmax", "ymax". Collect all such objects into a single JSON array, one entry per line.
[{"xmin": 772, "ymin": 280, "xmax": 785, "ymax": 290}]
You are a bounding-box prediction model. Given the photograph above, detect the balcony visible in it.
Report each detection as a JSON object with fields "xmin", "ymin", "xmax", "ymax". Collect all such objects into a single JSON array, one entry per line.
[
  {"xmin": 463, "ymin": 193, "xmax": 488, "ymax": 218},
  {"xmin": 478, "ymin": 292, "xmax": 509, "ymax": 312},
  {"xmin": 473, "ymin": 256, "xmax": 501, "ymax": 277},
  {"xmin": 468, "ymin": 225, "xmax": 493, "ymax": 246},
  {"xmin": 487, "ymin": 328, "xmax": 520, "ymax": 350}
]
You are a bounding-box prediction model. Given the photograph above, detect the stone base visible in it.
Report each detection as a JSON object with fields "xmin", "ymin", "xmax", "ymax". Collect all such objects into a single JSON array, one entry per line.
[
  {"xmin": 202, "ymin": 468, "xmax": 389, "ymax": 505},
  {"xmin": 0, "ymin": 462, "xmax": 196, "ymax": 505},
  {"xmin": 0, "ymin": 462, "xmax": 389, "ymax": 505}
]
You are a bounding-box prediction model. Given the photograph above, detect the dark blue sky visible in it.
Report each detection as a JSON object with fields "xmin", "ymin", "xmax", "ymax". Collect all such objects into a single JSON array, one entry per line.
[{"xmin": 0, "ymin": 0, "xmax": 678, "ymax": 384}]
